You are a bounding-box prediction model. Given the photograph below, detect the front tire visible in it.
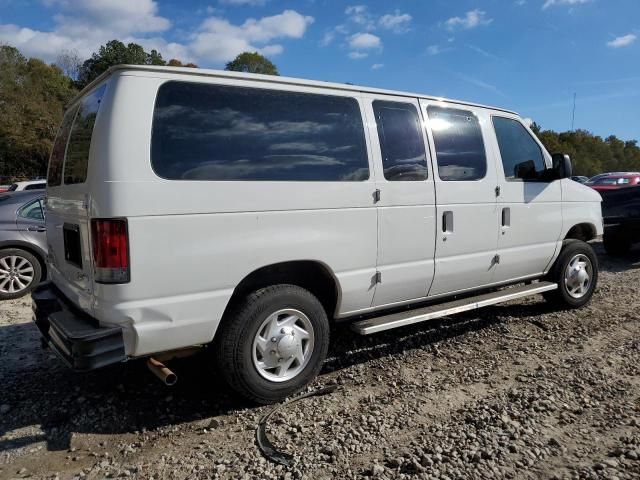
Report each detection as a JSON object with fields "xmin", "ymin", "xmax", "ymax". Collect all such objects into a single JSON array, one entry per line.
[
  {"xmin": 214, "ymin": 285, "xmax": 330, "ymax": 404},
  {"xmin": 0, "ymin": 248, "xmax": 42, "ymax": 300},
  {"xmin": 543, "ymin": 240, "xmax": 598, "ymax": 308}
]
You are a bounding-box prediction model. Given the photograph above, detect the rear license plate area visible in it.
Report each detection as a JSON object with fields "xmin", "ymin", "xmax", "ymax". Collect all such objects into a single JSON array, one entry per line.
[{"xmin": 63, "ymin": 224, "xmax": 83, "ymax": 269}]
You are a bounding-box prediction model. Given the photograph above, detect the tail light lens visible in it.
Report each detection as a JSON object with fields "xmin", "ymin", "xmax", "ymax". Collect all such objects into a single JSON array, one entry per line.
[{"xmin": 91, "ymin": 219, "xmax": 130, "ymax": 283}]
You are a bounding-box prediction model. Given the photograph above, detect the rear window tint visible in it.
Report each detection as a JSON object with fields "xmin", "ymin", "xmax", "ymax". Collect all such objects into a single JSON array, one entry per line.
[
  {"xmin": 151, "ymin": 82, "xmax": 369, "ymax": 181},
  {"xmin": 47, "ymin": 106, "xmax": 78, "ymax": 186},
  {"xmin": 64, "ymin": 84, "xmax": 106, "ymax": 184},
  {"xmin": 428, "ymin": 106, "xmax": 487, "ymax": 181},
  {"xmin": 373, "ymin": 101, "xmax": 428, "ymax": 181}
]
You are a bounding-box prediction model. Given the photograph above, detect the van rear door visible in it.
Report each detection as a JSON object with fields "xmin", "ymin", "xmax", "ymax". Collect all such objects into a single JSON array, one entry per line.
[{"xmin": 45, "ymin": 84, "xmax": 107, "ymax": 311}]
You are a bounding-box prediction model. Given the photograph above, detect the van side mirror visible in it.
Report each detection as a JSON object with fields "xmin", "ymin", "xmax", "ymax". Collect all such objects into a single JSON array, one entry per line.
[{"xmin": 551, "ymin": 153, "xmax": 572, "ymax": 180}]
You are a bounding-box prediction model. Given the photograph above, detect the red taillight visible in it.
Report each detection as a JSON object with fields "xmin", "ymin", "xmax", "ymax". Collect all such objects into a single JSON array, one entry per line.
[{"xmin": 91, "ymin": 218, "xmax": 130, "ymax": 283}]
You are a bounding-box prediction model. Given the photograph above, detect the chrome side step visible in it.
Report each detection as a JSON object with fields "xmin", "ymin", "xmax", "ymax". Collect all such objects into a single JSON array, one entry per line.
[{"xmin": 350, "ymin": 282, "xmax": 557, "ymax": 335}]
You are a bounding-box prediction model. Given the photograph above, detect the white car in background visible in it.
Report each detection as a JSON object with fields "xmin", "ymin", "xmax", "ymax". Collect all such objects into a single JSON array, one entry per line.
[{"xmin": 6, "ymin": 180, "xmax": 46, "ymax": 192}]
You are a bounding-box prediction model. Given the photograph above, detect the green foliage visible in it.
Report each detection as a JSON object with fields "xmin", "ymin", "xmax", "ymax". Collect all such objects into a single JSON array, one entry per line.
[
  {"xmin": 78, "ymin": 40, "xmax": 167, "ymax": 86},
  {"xmin": 167, "ymin": 58, "xmax": 199, "ymax": 68},
  {"xmin": 534, "ymin": 127, "xmax": 640, "ymax": 177},
  {"xmin": 77, "ymin": 40, "xmax": 196, "ymax": 87},
  {"xmin": 225, "ymin": 51, "xmax": 279, "ymax": 75},
  {"xmin": 0, "ymin": 45, "xmax": 77, "ymax": 178}
]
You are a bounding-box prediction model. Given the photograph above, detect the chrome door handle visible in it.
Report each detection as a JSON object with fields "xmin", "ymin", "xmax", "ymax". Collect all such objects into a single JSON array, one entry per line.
[{"xmin": 501, "ymin": 208, "xmax": 511, "ymax": 228}]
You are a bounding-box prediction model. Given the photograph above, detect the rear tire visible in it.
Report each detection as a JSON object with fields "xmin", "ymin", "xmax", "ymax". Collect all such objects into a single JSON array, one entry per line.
[
  {"xmin": 543, "ymin": 240, "xmax": 598, "ymax": 309},
  {"xmin": 214, "ymin": 284, "xmax": 330, "ymax": 404},
  {"xmin": 0, "ymin": 248, "xmax": 42, "ymax": 300}
]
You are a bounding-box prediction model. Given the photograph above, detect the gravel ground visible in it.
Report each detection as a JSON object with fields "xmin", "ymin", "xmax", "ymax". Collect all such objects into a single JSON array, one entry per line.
[{"xmin": 1, "ymin": 241, "xmax": 639, "ymax": 480}]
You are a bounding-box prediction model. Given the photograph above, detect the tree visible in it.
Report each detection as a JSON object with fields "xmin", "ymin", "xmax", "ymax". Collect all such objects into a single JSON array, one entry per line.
[
  {"xmin": 225, "ymin": 51, "xmax": 279, "ymax": 75},
  {"xmin": 0, "ymin": 45, "xmax": 78, "ymax": 178},
  {"xmin": 56, "ymin": 49, "xmax": 82, "ymax": 81},
  {"xmin": 78, "ymin": 40, "xmax": 169, "ymax": 87},
  {"xmin": 532, "ymin": 123, "xmax": 640, "ymax": 177},
  {"xmin": 167, "ymin": 58, "xmax": 198, "ymax": 68}
]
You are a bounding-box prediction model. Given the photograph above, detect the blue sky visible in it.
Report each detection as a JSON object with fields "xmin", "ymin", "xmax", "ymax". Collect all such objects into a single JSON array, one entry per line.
[{"xmin": 1, "ymin": 0, "xmax": 639, "ymax": 140}]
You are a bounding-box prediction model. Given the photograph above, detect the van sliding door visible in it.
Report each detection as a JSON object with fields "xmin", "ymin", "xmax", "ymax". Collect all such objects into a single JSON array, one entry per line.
[
  {"xmin": 362, "ymin": 94, "xmax": 436, "ymax": 308},
  {"xmin": 420, "ymin": 100, "xmax": 500, "ymax": 296}
]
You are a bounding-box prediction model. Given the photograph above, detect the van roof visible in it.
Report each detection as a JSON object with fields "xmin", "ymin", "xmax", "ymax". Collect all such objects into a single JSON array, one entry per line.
[{"xmin": 75, "ymin": 64, "xmax": 519, "ymax": 116}]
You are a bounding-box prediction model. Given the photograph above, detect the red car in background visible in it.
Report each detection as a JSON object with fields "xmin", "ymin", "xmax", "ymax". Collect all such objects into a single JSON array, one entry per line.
[{"xmin": 588, "ymin": 174, "xmax": 640, "ymax": 192}]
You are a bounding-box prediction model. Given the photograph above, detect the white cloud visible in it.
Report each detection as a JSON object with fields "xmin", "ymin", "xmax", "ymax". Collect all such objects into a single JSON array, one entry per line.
[
  {"xmin": 427, "ymin": 45, "xmax": 444, "ymax": 55},
  {"xmin": 444, "ymin": 9, "xmax": 493, "ymax": 31},
  {"xmin": 320, "ymin": 31, "xmax": 336, "ymax": 47},
  {"xmin": 347, "ymin": 32, "xmax": 381, "ymax": 60},
  {"xmin": 220, "ymin": 0, "xmax": 268, "ymax": 5},
  {"xmin": 190, "ymin": 10, "xmax": 313, "ymax": 62},
  {"xmin": 0, "ymin": 3, "xmax": 313, "ymax": 66},
  {"xmin": 378, "ymin": 11, "xmax": 412, "ymax": 33},
  {"xmin": 607, "ymin": 34, "xmax": 637, "ymax": 48},
  {"xmin": 349, "ymin": 32, "xmax": 381, "ymax": 49},
  {"xmin": 371, "ymin": 63, "xmax": 384, "ymax": 70},
  {"xmin": 345, "ymin": 5, "xmax": 375, "ymax": 30},
  {"xmin": 542, "ymin": 0, "xmax": 590, "ymax": 9},
  {"xmin": 44, "ymin": 0, "xmax": 170, "ymax": 34},
  {"xmin": 348, "ymin": 51, "xmax": 368, "ymax": 59},
  {"xmin": 456, "ymin": 73, "xmax": 506, "ymax": 97}
]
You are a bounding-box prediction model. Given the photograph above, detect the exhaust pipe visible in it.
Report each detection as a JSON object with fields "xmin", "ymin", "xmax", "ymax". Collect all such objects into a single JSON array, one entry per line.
[{"xmin": 147, "ymin": 357, "xmax": 177, "ymax": 386}]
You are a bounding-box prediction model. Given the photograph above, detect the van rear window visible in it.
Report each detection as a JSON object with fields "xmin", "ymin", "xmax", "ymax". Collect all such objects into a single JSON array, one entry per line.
[
  {"xmin": 47, "ymin": 105, "xmax": 78, "ymax": 186},
  {"xmin": 151, "ymin": 82, "xmax": 370, "ymax": 181},
  {"xmin": 64, "ymin": 84, "xmax": 106, "ymax": 184}
]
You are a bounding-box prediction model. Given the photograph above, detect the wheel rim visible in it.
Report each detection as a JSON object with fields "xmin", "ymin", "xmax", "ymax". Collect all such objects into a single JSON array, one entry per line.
[
  {"xmin": 251, "ymin": 308, "xmax": 315, "ymax": 383},
  {"xmin": 0, "ymin": 255, "xmax": 35, "ymax": 294},
  {"xmin": 564, "ymin": 253, "xmax": 592, "ymax": 299}
]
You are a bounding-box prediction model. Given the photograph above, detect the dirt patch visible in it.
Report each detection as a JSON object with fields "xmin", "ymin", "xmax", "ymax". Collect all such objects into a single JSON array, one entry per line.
[{"xmin": 1, "ymin": 242, "xmax": 639, "ymax": 479}]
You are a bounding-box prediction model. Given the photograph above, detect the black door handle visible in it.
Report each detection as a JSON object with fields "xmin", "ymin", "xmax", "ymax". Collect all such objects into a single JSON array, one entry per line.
[{"xmin": 28, "ymin": 226, "xmax": 46, "ymax": 232}]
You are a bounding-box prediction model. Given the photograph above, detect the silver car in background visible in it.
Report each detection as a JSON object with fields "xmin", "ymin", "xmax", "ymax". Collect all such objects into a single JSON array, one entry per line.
[{"xmin": 0, "ymin": 191, "xmax": 46, "ymax": 299}]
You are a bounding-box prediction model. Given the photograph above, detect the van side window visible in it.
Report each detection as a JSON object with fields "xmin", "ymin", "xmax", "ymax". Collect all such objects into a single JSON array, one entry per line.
[
  {"xmin": 47, "ymin": 105, "xmax": 78, "ymax": 187},
  {"xmin": 427, "ymin": 106, "xmax": 487, "ymax": 181},
  {"xmin": 152, "ymin": 82, "xmax": 370, "ymax": 181},
  {"xmin": 373, "ymin": 101, "xmax": 428, "ymax": 181},
  {"xmin": 492, "ymin": 117, "xmax": 547, "ymax": 182},
  {"xmin": 64, "ymin": 84, "xmax": 106, "ymax": 185}
]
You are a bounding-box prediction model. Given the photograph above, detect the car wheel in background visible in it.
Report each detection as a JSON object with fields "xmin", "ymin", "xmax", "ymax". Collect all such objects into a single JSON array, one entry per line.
[{"xmin": 0, "ymin": 248, "xmax": 42, "ymax": 300}]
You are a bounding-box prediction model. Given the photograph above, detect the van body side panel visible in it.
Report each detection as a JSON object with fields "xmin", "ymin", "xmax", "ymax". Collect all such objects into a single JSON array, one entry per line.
[
  {"xmin": 421, "ymin": 101, "xmax": 500, "ymax": 296},
  {"xmin": 560, "ymin": 178, "xmax": 604, "ymax": 238},
  {"xmin": 87, "ymin": 74, "xmax": 377, "ymax": 356},
  {"xmin": 361, "ymin": 94, "xmax": 437, "ymax": 307},
  {"xmin": 486, "ymin": 114, "xmax": 563, "ymax": 282},
  {"xmin": 45, "ymin": 81, "xmax": 111, "ymax": 313}
]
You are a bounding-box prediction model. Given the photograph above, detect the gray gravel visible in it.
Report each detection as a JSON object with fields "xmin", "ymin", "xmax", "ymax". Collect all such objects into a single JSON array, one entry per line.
[{"xmin": 0, "ymin": 241, "xmax": 639, "ymax": 479}]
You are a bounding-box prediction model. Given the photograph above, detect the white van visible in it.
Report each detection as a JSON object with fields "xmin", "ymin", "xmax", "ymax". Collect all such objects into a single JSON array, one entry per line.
[{"xmin": 33, "ymin": 65, "xmax": 603, "ymax": 403}]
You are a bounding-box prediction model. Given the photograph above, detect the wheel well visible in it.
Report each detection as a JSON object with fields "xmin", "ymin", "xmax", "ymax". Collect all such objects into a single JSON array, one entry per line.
[
  {"xmin": 0, "ymin": 243, "xmax": 47, "ymax": 279},
  {"xmin": 565, "ymin": 223, "xmax": 597, "ymax": 242},
  {"xmin": 224, "ymin": 261, "xmax": 340, "ymax": 320}
]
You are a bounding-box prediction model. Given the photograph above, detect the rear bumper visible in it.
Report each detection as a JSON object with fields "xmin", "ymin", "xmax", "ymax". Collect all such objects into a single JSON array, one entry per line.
[{"xmin": 32, "ymin": 283, "xmax": 126, "ymax": 371}]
